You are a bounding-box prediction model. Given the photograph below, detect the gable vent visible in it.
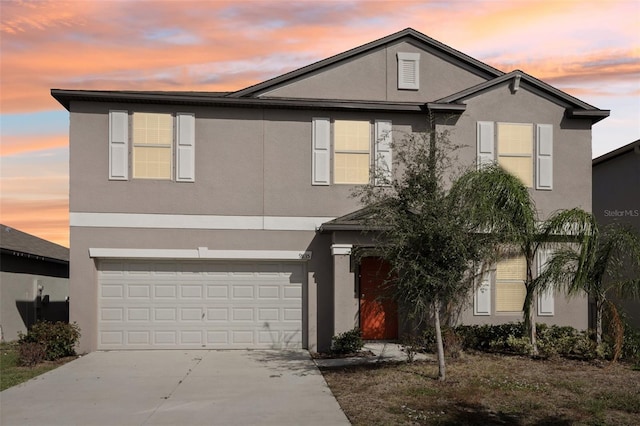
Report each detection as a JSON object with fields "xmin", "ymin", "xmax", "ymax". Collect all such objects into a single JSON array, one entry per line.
[{"xmin": 397, "ymin": 52, "xmax": 420, "ymax": 90}]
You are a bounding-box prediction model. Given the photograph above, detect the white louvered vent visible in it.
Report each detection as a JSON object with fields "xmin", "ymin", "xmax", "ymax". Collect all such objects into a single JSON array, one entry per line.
[{"xmin": 397, "ymin": 52, "xmax": 420, "ymax": 90}]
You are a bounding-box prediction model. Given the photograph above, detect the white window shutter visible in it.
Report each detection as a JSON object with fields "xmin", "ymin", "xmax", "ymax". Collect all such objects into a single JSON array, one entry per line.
[
  {"xmin": 312, "ymin": 118, "xmax": 330, "ymax": 185},
  {"xmin": 109, "ymin": 110, "xmax": 128, "ymax": 180},
  {"xmin": 477, "ymin": 121, "xmax": 495, "ymax": 169},
  {"xmin": 397, "ymin": 52, "xmax": 420, "ymax": 90},
  {"xmin": 474, "ymin": 269, "xmax": 491, "ymax": 316},
  {"xmin": 374, "ymin": 120, "xmax": 392, "ymax": 185},
  {"xmin": 537, "ymin": 248, "xmax": 554, "ymax": 316},
  {"xmin": 176, "ymin": 113, "xmax": 195, "ymax": 182},
  {"xmin": 536, "ymin": 124, "xmax": 553, "ymax": 190}
]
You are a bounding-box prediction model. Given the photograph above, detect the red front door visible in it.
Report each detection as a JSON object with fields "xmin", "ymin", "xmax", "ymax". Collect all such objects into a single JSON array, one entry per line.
[{"xmin": 359, "ymin": 257, "xmax": 398, "ymax": 340}]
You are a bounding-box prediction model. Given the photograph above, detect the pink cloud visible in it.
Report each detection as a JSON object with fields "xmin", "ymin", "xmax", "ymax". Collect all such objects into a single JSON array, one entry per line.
[
  {"xmin": 2, "ymin": 134, "xmax": 68, "ymax": 156},
  {"xmin": 1, "ymin": 199, "xmax": 69, "ymax": 247}
]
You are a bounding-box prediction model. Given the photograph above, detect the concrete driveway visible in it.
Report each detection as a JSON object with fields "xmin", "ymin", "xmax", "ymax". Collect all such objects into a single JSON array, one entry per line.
[{"xmin": 0, "ymin": 350, "xmax": 350, "ymax": 426}]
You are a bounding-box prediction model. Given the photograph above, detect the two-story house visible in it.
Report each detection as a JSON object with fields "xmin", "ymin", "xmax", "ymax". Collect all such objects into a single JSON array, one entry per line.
[{"xmin": 52, "ymin": 28, "xmax": 608, "ymax": 353}]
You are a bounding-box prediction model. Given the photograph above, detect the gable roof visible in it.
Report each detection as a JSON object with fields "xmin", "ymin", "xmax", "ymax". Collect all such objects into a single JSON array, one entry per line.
[
  {"xmin": 229, "ymin": 27, "xmax": 504, "ymax": 98},
  {"xmin": 0, "ymin": 224, "xmax": 69, "ymax": 263},
  {"xmin": 319, "ymin": 206, "xmax": 388, "ymax": 232},
  {"xmin": 593, "ymin": 139, "xmax": 640, "ymax": 166},
  {"xmin": 435, "ymin": 70, "xmax": 610, "ymax": 123}
]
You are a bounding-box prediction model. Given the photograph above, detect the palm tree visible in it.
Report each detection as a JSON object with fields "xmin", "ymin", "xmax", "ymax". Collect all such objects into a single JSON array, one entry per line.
[
  {"xmin": 538, "ymin": 220, "xmax": 640, "ymax": 346},
  {"xmin": 450, "ymin": 165, "xmax": 595, "ymax": 354}
]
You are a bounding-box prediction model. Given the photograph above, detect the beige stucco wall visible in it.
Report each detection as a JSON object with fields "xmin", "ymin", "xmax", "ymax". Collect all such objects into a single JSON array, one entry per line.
[
  {"xmin": 262, "ymin": 40, "xmax": 490, "ymax": 102},
  {"xmin": 0, "ymin": 272, "xmax": 69, "ymax": 341},
  {"xmin": 67, "ymin": 64, "xmax": 596, "ymax": 351}
]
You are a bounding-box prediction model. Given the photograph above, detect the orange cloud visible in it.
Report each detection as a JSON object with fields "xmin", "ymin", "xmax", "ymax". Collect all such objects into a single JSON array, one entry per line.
[
  {"xmin": 2, "ymin": 0, "xmax": 638, "ymax": 113},
  {"xmin": 1, "ymin": 134, "xmax": 68, "ymax": 156},
  {"xmin": 1, "ymin": 198, "xmax": 69, "ymax": 247}
]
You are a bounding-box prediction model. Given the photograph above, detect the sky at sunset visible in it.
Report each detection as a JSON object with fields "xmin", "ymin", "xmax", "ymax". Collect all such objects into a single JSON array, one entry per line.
[{"xmin": 1, "ymin": 0, "xmax": 639, "ymax": 248}]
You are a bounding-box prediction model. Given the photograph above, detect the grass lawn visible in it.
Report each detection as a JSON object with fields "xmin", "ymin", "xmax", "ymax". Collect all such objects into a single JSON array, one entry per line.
[
  {"xmin": 0, "ymin": 342, "xmax": 75, "ymax": 391},
  {"xmin": 321, "ymin": 352, "xmax": 640, "ymax": 425}
]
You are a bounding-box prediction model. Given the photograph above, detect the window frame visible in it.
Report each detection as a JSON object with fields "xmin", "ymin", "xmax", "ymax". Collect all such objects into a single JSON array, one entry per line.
[
  {"xmin": 131, "ymin": 112, "xmax": 175, "ymax": 180},
  {"xmin": 496, "ymin": 122, "xmax": 534, "ymax": 188},
  {"xmin": 495, "ymin": 254, "xmax": 527, "ymax": 313},
  {"xmin": 332, "ymin": 119, "xmax": 373, "ymax": 185}
]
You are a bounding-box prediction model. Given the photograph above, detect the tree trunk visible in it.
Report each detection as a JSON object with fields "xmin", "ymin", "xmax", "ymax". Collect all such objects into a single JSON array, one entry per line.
[
  {"xmin": 524, "ymin": 258, "xmax": 538, "ymax": 356},
  {"xmin": 596, "ymin": 299, "xmax": 603, "ymax": 346},
  {"xmin": 433, "ymin": 300, "xmax": 446, "ymax": 381}
]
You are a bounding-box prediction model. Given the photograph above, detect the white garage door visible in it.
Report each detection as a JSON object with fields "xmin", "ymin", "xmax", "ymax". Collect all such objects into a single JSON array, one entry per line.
[{"xmin": 97, "ymin": 260, "xmax": 304, "ymax": 350}]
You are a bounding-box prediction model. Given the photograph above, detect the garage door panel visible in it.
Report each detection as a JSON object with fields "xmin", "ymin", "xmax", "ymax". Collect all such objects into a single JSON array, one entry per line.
[
  {"xmin": 207, "ymin": 285, "xmax": 228, "ymax": 299},
  {"xmin": 128, "ymin": 285, "xmax": 150, "ymax": 298},
  {"xmin": 98, "ymin": 261, "xmax": 304, "ymax": 350},
  {"xmin": 101, "ymin": 284, "xmax": 124, "ymax": 298},
  {"xmin": 233, "ymin": 286, "xmax": 254, "ymax": 298},
  {"xmin": 155, "ymin": 331, "xmax": 177, "ymax": 344},
  {"xmin": 154, "ymin": 308, "xmax": 177, "ymax": 321},
  {"xmin": 180, "ymin": 285, "xmax": 202, "ymax": 298},
  {"xmin": 100, "ymin": 308, "xmax": 124, "ymax": 321},
  {"xmin": 154, "ymin": 285, "xmax": 177, "ymax": 298},
  {"xmin": 127, "ymin": 308, "xmax": 150, "ymax": 321}
]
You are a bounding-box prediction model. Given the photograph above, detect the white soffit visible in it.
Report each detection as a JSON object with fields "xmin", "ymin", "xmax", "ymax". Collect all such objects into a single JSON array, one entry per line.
[{"xmin": 70, "ymin": 213, "xmax": 335, "ymax": 231}]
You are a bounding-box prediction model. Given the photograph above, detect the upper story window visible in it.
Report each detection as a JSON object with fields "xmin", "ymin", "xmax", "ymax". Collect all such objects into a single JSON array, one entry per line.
[
  {"xmin": 108, "ymin": 110, "xmax": 195, "ymax": 182},
  {"xmin": 477, "ymin": 121, "xmax": 553, "ymax": 190},
  {"xmin": 497, "ymin": 123, "xmax": 533, "ymax": 187},
  {"xmin": 334, "ymin": 120, "xmax": 371, "ymax": 184},
  {"xmin": 133, "ymin": 113, "xmax": 173, "ymax": 180},
  {"xmin": 311, "ymin": 118, "xmax": 392, "ymax": 186},
  {"xmin": 397, "ymin": 52, "xmax": 420, "ymax": 90}
]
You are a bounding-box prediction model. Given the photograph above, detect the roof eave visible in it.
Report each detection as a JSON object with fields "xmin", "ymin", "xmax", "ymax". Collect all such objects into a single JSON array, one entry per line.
[
  {"xmin": 565, "ymin": 109, "xmax": 611, "ymax": 124},
  {"xmin": 593, "ymin": 139, "xmax": 640, "ymax": 165},
  {"xmin": 51, "ymin": 89, "xmax": 429, "ymax": 113},
  {"xmin": 426, "ymin": 103, "xmax": 466, "ymax": 113}
]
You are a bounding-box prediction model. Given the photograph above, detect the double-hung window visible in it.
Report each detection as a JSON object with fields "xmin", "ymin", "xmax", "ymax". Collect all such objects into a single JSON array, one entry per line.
[
  {"xmin": 477, "ymin": 121, "xmax": 553, "ymax": 190},
  {"xmin": 133, "ymin": 112, "xmax": 173, "ymax": 180},
  {"xmin": 497, "ymin": 123, "xmax": 533, "ymax": 187},
  {"xmin": 334, "ymin": 120, "xmax": 371, "ymax": 184},
  {"xmin": 312, "ymin": 118, "xmax": 392, "ymax": 186},
  {"xmin": 495, "ymin": 255, "xmax": 527, "ymax": 313},
  {"xmin": 108, "ymin": 110, "xmax": 195, "ymax": 182}
]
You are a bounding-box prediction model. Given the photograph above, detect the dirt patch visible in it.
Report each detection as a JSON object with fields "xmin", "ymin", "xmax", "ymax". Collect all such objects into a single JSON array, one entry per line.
[{"xmin": 321, "ymin": 351, "xmax": 640, "ymax": 425}]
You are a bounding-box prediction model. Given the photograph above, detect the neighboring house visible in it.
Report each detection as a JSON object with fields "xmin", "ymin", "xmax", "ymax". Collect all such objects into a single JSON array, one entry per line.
[
  {"xmin": 592, "ymin": 139, "xmax": 640, "ymax": 329},
  {"xmin": 0, "ymin": 224, "xmax": 69, "ymax": 342},
  {"xmin": 51, "ymin": 28, "xmax": 608, "ymax": 353}
]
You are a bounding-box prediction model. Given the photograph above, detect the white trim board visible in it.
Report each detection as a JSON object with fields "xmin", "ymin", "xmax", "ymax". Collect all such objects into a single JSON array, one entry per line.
[
  {"xmin": 70, "ymin": 213, "xmax": 335, "ymax": 231},
  {"xmin": 89, "ymin": 248, "xmax": 313, "ymax": 261},
  {"xmin": 331, "ymin": 244, "xmax": 352, "ymax": 256}
]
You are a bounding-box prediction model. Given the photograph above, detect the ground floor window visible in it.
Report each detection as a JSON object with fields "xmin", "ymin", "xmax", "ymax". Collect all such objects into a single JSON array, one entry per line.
[{"xmin": 495, "ymin": 255, "xmax": 526, "ymax": 312}]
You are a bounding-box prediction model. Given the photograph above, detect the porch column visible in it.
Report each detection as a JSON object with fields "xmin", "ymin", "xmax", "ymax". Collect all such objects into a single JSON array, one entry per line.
[{"xmin": 331, "ymin": 244, "xmax": 359, "ymax": 336}]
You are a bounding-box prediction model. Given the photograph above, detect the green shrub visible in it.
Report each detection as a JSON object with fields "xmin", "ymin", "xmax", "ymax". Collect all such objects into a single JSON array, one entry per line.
[
  {"xmin": 622, "ymin": 326, "xmax": 640, "ymax": 364},
  {"xmin": 456, "ymin": 323, "xmax": 524, "ymax": 352},
  {"xmin": 331, "ymin": 328, "xmax": 363, "ymax": 354},
  {"xmin": 17, "ymin": 342, "xmax": 46, "ymax": 367},
  {"xmin": 18, "ymin": 321, "xmax": 80, "ymax": 361}
]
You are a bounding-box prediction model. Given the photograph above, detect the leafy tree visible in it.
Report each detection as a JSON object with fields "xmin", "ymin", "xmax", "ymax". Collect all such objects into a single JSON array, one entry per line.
[
  {"xmin": 450, "ymin": 165, "xmax": 595, "ymax": 355},
  {"xmin": 538, "ymin": 220, "xmax": 640, "ymax": 348},
  {"xmin": 355, "ymin": 121, "xmax": 497, "ymax": 380}
]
